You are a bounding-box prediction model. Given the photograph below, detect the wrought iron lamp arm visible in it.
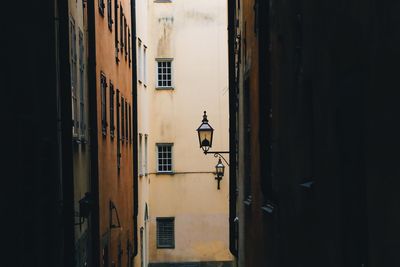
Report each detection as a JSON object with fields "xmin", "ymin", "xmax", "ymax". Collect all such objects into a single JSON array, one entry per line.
[{"xmin": 204, "ymin": 151, "xmax": 230, "ymax": 166}]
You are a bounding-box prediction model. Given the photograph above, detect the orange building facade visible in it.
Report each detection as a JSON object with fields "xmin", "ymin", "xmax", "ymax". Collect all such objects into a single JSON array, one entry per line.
[{"xmin": 92, "ymin": 0, "xmax": 135, "ymax": 266}]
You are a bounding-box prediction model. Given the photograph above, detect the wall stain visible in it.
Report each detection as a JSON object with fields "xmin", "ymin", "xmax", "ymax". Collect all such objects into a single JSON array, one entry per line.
[
  {"xmin": 157, "ymin": 17, "xmax": 174, "ymax": 57},
  {"xmin": 185, "ymin": 10, "xmax": 215, "ymax": 23}
]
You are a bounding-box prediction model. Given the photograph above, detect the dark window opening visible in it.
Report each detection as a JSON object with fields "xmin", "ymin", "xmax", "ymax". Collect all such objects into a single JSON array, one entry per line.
[{"xmin": 157, "ymin": 218, "xmax": 175, "ymax": 248}]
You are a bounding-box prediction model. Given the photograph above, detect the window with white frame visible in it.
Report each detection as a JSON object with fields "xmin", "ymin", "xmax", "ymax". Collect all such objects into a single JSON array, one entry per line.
[
  {"xmin": 143, "ymin": 46, "xmax": 147, "ymax": 85},
  {"xmin": 138, "ymin": 40, "xmax": 142, "ymax": 83},
  {"xmin": 156, "ymin": 59, "xmax": 172, "ymax": 88},
  {"xmin": 78, "ymin": 29, "xmax": 86, "ymax": 139},
  {"xmin": 139, "ymin": 134, "xmax": 143, "ymax": 176},
  {"xmin": 157, "ymin": 143, "xmax": 173, "ymax": 172},
  {"xmin": 70, "ymin": 18, "xmax": 78, "ymax": 137},
  {"xmin": 144, "ymin": 135, "xmax": 148, "ymax": 175}
]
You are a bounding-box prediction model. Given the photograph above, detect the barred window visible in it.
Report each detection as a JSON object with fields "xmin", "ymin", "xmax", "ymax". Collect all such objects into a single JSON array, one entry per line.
[
  {"xmin": 157, "ymin": 144, "xmax": 173, "ymax": 173},
  {"xmin": 156, "ymin": 60, "xmax": 172, "ymax": 88},
  {"xmin": 156, "ymin": 218, "xmax": 175, "ymax": 248}
]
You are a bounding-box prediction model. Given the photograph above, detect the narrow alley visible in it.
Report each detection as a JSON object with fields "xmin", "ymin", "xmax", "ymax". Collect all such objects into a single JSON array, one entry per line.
[{"xmin": 3, "ymin": 0, "xmax": 400, "ymax": 267}]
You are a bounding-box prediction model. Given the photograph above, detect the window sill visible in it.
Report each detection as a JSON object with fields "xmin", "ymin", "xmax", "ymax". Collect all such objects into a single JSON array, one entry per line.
[
  {"xmin": 156, "ymin": 86, "xmax": 174, "ymax": 90},
  {"xmin": 156, "ymin": 171, "xmax": 174, "ymax": 175},
  {"xmin": 156, "ymin": 246, "xmax": 175, "ymax": 249}
]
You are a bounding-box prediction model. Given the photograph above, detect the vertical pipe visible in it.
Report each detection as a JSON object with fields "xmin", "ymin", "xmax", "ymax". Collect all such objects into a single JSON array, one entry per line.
[
  {"xmin": 228, "ymin": 0, "xmax": 238, "ymax": 258},
  {"xmin": 130, "ymin": 0, "xmax": 139, "ymax": 259}
]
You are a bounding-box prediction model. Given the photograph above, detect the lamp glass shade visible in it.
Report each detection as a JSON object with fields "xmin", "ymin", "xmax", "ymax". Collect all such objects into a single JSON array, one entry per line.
[
  {"xmin": 215, "ymin": 158, "xmax": 225, "ymax": 177},
  {"xmin": 196, "ymin": 111, "xmax": 214, "ymax": 152}
]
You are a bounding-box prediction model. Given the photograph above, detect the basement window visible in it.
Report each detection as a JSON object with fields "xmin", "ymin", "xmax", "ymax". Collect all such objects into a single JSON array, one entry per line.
[{"xmin": 157, "ymin": 217, "xmax": 175, "ymax": 249}]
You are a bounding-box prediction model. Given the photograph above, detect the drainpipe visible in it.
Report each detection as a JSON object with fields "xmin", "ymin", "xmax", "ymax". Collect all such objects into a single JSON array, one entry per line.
[
  {"xmin": 130, "ymin": 0, "xmax": 139, "ymax": 260},
  {"xmin": 228, "ymin": 0, "xmax": 238, "ymax": 258},
  {"xmin": 87, "ymin": 0, "xmax": 100, "ymax": 266}
]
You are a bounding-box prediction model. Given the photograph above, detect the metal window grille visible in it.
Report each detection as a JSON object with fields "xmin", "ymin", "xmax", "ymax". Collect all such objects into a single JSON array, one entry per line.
[
  {"xmin": 157, "ymin": 144, "xmax": 172, "ymax": 172},
  {"xmin": 157, "ymin": 61, "xmax": 172, "ymax": 88},
  {"xmin": 156, "ymin": 218, "xmax": 175, "ymax": 248}
]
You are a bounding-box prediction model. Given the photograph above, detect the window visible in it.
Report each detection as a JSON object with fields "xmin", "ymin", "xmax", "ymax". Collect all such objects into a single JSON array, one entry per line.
[
  {"xmin": 125, "ymin": 100, "xmax": 128, "ymax": 142},
  {"xmin": 138, "ymin": 40, "xmax": 142, "ymax": 82},
  {"xmin": 70, "ymin": 18, "xmax": 78, "ymax": 137},
  {"xmin": 115, "ymin": 0, "xmax": 119, "ymax": 62},
  {"xmin": 99, "ymin": 0, "xmax": 105, "ymax": 16},
  {"xmin": 124, "ymin": 17, "xmax": 128, "ymax": 59},
  {"xmin": 143, "ymin": 46, "xmax": 147, "ymax": 85},
  {"xmin": 107, "ymin": 0, "xmax": 113, "ymax": 30},
  {"xmin": 139, "ymin": 134, "xmax": 143, "ymax": 176},
  {"xmin": 100, "ymin": 73, "xmax": 107, "ymax": 136},
  {"xmin": 110, "ymin": 82, "xmax": 115, "ymax": 138},
  {"xmin": 121, "ymin": 96, "xmax": 125, "ymax": 142},
  {"xmin": 129, "ymin": 104, "xmax": 132, "ymax": 144},
  {"xmin": 144, "ymin": 135, "xmax": 148, "ymax": 175},
  {"xmin": 156, "ymin": 60, "xmax": 172, "ymax": 88},
  {"xmin": 116, "ymin": 89, "xmax": 121, "ymax": 169},
  {"xmin": 157, "ymin": 144, "xmax": 173, "ymax": 173},
  {"xmin": 79, "ymin": 29, "xmax": 85, "ymax": 139},
  {"xmin": 128, "ymin": 30, "xmax": 131, "ymax": 66},
  {"xmin": 156, "ymin": 218, "xmax": 174, "ymax": 248},
  {"xmin": 120, "ymin": 5, "xmax": 124, "ymax": 53}
]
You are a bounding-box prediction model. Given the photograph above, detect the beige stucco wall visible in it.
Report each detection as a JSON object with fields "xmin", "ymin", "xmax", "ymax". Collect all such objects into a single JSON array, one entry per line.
[
  {"xmin": 136, "ymin": 0, "xmax": 152, "ymax": 266},
  {"xmin": 145, "ymin": 0, "xmax": 232, "ymax": 264}
]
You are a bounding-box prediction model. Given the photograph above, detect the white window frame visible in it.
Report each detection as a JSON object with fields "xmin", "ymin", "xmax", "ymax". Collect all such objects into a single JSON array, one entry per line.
[
  {"xmin": 138, "ymin": 39, "xmax": 142, "ymax": 83},
  {"xmin": 156, "ymin": 143, "xmax": 173, "ymax": 173},
  {"xmin": 139, "ymin": 134, "xmax": 143, "ymax": 176},
  {"xmin": 155, "ymin": 58, "xmax": 173, "ymax": 89},
  {"xmin": 143, "ymin": 45, "xmax": 147, "ymax": 86},
  {"xmin": 144, "ymin": 134, "xmax": 148, "ymax": 175}
]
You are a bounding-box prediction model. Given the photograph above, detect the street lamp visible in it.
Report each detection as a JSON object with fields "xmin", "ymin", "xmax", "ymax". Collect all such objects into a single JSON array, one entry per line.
[
  {"xmin": 196, "ymin": 111, "xmax": 230, "ymax": 189},
  {"xmin": 196, "ymin": 111, "xmax": 230, "ymax": 165},
  {"xmin": 196, "ymin": 111, "xmax": 214, "ymax": 153},
  {"xmin": 215, "ymin": 157, "xmax": 225, "ymax": 190}
]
